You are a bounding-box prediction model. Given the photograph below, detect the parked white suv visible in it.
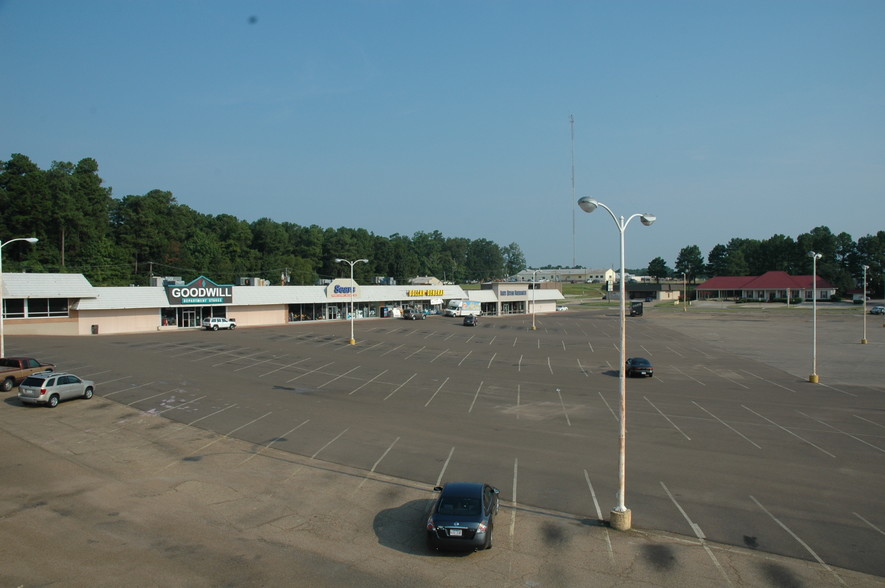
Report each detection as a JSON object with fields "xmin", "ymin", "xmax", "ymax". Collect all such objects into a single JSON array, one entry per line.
[{"xmin": 202, "ymin": 317, "xmax": 236, "ymax": 330}]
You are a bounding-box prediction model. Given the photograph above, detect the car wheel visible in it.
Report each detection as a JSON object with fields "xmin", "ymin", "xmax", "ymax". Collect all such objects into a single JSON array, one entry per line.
[
  {"xmin": 212, "ymin": 325, "xmax": 219, "ymax": 331},
  {"xmin": 48, "ymin": 394, "xmax": 60, "ymax": 408},
  {"xmin": 83, "ymin": 387, "xmax": 94, "ymax": 399},
  {"xmin": 230, "ymin": 324, "xmax": 236, "ymax": 329},
  {"xmin": 485, "ymin": 526, "xmax": 493, "ymax": 550},
  {"xmin": 1, "ymin": 378, "xmax": 13, "ymax": 392}
]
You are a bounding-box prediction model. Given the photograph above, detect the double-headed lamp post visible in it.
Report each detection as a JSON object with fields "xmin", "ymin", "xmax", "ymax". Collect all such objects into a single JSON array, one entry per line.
[
  {"xmin": 335, "ymin": 258, "xmax": 368, "ymax": 345},
  {"xmin": 578, "ymin": 197, "xmax": 655, "ymax": 531},
  {"xmin": 809, "ymin": 251, "xmax": 822, "ymax": 383},
  {"xmin": 1, "ymin": 237, "xmax": 39, "ymax": 358},
  {"xmin": 861, "ymin": 264, "xmax": 869, "ymax": 345},
  {"xmin": 531, "ymin": 268, "xmax": 540, "ymax": 330}
]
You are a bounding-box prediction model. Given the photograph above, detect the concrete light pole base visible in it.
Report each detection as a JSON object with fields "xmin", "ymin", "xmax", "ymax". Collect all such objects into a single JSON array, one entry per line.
[
  {"xmin": 861, "ymin": 338, "xmax": 868, "ymax": 344},
  {"xmin": 349, "ymin": 339, "xmax": 356, "ymax": 345},
  {"xmin": 809, "ymin": 374, "xmax": 819, "ymax": 383},
  {"xmin": 610, "ymin": 508, "xmax": 632, "ymax": 531}
]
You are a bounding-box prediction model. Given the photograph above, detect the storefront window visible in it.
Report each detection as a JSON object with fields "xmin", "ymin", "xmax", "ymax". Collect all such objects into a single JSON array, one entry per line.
[
  {"xmin": 2, "ymin": 298, "xmax": 25, "ymax": 319},
  {"xmin": 1, "ymin": 298, "xmax": 68, "ymax": 318}
]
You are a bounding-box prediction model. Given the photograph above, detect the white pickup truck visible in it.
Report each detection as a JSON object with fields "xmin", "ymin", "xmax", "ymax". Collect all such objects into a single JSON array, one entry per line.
[{"xmin": 202, "ymin": 317, "xmax": 236, "ymax": 331}]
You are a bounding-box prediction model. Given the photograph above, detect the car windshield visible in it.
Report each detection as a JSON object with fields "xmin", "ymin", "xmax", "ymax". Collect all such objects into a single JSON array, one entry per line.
[{"xmin": 438, "ymin": 496, "xmax": 481, "ymax": 516}]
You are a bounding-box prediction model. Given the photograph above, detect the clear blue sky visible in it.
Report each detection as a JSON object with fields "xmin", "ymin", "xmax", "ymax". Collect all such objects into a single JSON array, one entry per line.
[{"xmin": 2, "ymin": 1, "xmax": 882, "ymax": 271}]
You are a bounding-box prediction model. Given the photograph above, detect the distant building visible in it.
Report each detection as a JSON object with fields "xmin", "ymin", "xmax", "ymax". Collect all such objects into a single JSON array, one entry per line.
[
  {"xmin": 696, "ymin": 271, "xmax": 836, "ymax": 301},
  {"xmin": 512, "ymin": 268, "xmax": 616, "ymax": 284}
]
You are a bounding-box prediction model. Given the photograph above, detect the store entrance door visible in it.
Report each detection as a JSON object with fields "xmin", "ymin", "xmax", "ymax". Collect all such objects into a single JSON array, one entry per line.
[{"xmin": 181, "ymin": 309, "xmax": 199, "ymax": 328}]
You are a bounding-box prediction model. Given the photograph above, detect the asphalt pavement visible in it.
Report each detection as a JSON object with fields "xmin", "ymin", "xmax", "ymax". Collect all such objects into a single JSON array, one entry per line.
[{"xmin": 1, "ymin": 304, "xmax": 883, "ymax": 587}]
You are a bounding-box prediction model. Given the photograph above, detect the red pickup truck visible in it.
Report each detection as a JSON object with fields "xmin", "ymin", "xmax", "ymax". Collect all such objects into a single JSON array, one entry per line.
[{"xmin": 0, "ymin": 357, "xmax": 56, "ymax": 391}]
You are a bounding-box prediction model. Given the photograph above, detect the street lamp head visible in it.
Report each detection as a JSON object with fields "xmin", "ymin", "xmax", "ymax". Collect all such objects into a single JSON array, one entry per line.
[
  {"xmin": 25, "ymin": 238, "xmax": 39, "ymax": 244},
  {"xmin": 577, "ymin": 197, "xmax": 598, "ymax": 214},
  {"xmin": 334, "ymin": 258, "xmax": 344, "ymax": 263},
  {"xmin": 809, "ymin": 251, "xmax": 822, "ymax": 260},
  {"xmin": 357, "ymin": 259, "xmax": 369, "ymax": 264},
  {"xmin": 640, "ymin": 214, "xmax": 656, "ymax": 226}
]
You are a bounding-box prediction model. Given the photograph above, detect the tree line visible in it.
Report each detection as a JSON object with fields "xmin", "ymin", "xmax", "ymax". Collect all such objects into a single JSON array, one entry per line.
[
  {"xmin": 0, "ymin": 154, "xmax": 527, "ymax": 286},
  {"xmin": 647, "ymin": 229, "xmax": 885, "ymax": 297},
  {"xmin": 3, "ymin": 153, "xmax": 882, "ymax": 297}
]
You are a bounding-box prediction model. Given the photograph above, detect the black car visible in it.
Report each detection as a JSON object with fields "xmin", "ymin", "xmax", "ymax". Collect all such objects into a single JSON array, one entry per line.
[
  {"xmin": 427, "ymin": 482, "xmax": 499, "ymax": 551},
  {"xmin": 625, "ymin": 357, "xmax": 653, "ymax": 377},
  {"xmin": 463, "ymin": 315, "xmax": 478, "ymax": 326}
]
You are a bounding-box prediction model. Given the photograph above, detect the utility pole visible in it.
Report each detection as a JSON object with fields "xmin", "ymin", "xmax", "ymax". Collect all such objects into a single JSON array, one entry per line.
[{"xmin": 570, "ymin": 114, "xmax": 576, "ymax": 268}]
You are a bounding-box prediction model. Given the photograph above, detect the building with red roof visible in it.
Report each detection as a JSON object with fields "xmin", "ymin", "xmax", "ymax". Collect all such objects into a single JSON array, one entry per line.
[{"xmin": 696, "ymin": 271, "xmax": 836, "ymax": 302}]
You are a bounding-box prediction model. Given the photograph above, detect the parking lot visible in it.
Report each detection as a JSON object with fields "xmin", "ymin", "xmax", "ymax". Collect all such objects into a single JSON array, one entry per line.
[{"xmin": 1, "ymin": 306, "xmax": 884, "ymax": 586}]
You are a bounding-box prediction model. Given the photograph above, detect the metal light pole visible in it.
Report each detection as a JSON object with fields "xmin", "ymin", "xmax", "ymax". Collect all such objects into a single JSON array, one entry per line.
[
  {"xmin": 578, "ymin": 197, "xmax": 655, "ymax": 531},
  {"xmin": 682, "ymin": 272, "xmax": 687, "ymax": 312},
  {"xmin": 809, "ymin": 251, "xmax": 822, "ymax": 383},
  {"xmin": 1, "ymin": 237, "xmax": 39, "ymax": 358},
  {"xmin": 335, "ymin": 258, "xmax": 368, "ymax": 345},
  {"xmin": 861, "ymin": 264, "xmax": 869, "ymax": 344},
  {"xmin": 531, "ymin": 269, "xmax": 539, "ymax": 330}
]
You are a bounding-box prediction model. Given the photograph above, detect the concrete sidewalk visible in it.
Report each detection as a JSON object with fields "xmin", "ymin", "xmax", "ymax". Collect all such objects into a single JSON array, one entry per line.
[{"xmin": 1, "ymin": 396, "xmax": 881, "ymax": 587}]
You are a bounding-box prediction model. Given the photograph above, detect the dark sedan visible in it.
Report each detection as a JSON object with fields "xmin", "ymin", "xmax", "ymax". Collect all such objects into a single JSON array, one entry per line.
[
  {"xmin": 625, "ymin": 357, "xmax": 653, "ymax": 377},
  {"xmin": 426, "ymin": 482, "xmax": 499, "ymax": 551},
  {"xmin": 463, "ymin": 315, "xmax": 478, "ymax": 326}
]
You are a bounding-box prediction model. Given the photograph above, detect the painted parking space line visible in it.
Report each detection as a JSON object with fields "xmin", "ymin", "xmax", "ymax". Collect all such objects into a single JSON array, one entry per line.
[
  {"xmin": 583, "ymin": 469, "xmax": 614, "ymax": 564},
  {"xmin": 547, "ymin": 357, "xmax": 553, "ymax": 375},
  {"xmin": 233, "ymin": 355, "xmax": 284, "ymax": 372},
  {"xmin": 588, "ymin": 341, "xmax": 594, "ymax": 352},
  {"xmin": 348, "ymin": 369, "xmax": 388, "ymax": 395},
  {"xmin": 430, "ymin": 349, "xmax": 449, "ymax": 363},
  {"xmin": 743, "ymin": 405, "xmax": 836, "ymax": 458},
  {"xmin": 661, "ymin": 481, "xmax": 733, "ymax": 586},
  {"xmin": 672, "ymin": 366, "xmax": 706, "ymax": 386},
  {"xmin": 380, "ymin": 344, "xmax": 404, "ymax": 357},
  {"xmin": 285, "ymin": 361, "xmax": 334, "ymax": 383},
  {"xmin": 577, "ymin": 358, "xmax": 590, "ymax": 376},
  {"xmin": 98, "ymin": 375, "xmax": 132, "ymax": 387},
  {"xmin": 468, "ymin": 381, "xmax": 484, "ymax": 413},
  {"xmin": 258, "ymin": 357, "xmax": 311, "ymax": 378},
  {"xmin": 702, "ymin": 366, "xmax": 749, "ymax": 389},
  {"xmin": 239, "ymin": 418, "xmax": 310, "ymax": 464},
  {"xmin": 556, "ymin": 388, "xmax": 571, "ymax": 426},
  {"xmin": 692, "ymin": 401, "xmax": 762, "ymax": 449},
  {"xmin": 487, "ymin": 353, "xmax": 497, "ymax": 369},
  {"xmin": 384, "ymin": 373, "xmax": 416, "ymax": 401},
  {"xmin": 854, "ymin": 414, "xmax": 885, "ymax": 429},
  {"xmin": 598, "ymin": 390, "xmax": 618, "ymax": 422},
  {"xmin": 103, "ymin": 381, "xmax": 155, "ymax": 397},
  {"xmin": 126, "ymin": 388, "xmax": 180, "ymax": 406},
  {"xmin": 665, "ymin": 345, "xmax": 684, "ymax": 357},
  {"xmin": 404, "ymin": 346, "xmax": 426, "ymax": 360},
  {"xmin": 187, "ymin": 403, "xmax": 238, "ymax": 426},
  {"xmin": 639, "ymin": 344, "xmax": 652, "ymax": 356},
  {"xmin": 317, "ymin": 365, "xmax": 361, "ymax": 389},
  {"xmin": 356, "ymin": 342, "xmax": 384, "ymax": 354},
  {"xmin": 458, "ymin": 350, "xmax": 472, "ymax": 367},
  {"xmin": 797, "ymin": 411, "xmax": 885, "ymax": 454},
  {"xmin": 424, "ymin": 377, "xmax": 450, "ymax": 407},
  {"xmin": 750, "ymin": 495, "xmax": 846, "ymax": 586},
  {"xmin": 739, "ymin": 369, "xmax": 796, "ymax": 393},
  {"xmin": 163, "ymin": 410, "xmax": 273, "ymax": 470},
  {"xmin": 853, "ymin": 512, "xmax": 885, "ymax": 535},
  {"xmin": 518, "ymin": 354, "xmax": 523, "ymax": 372},
  {"xmin": 489, "ymin": 335, "xmax": 497, "ymax": 345},
  {"xmin": 645, "ymin": 397, "xmax": 691, "ymax": 440},
  {"xmin": 311, "ymin": 427, "xmax": 350, "ymax": 459},
  {"xmin": 819, "ymin": 382, "xmax": 857, "ymax": 397},
  {"xmin": 436, "ymin": 446, "xmax": 455, "ymax": 487},
  {"xmin": 212, "ymin": 350, "xmax": 262, "ymax": 368}
]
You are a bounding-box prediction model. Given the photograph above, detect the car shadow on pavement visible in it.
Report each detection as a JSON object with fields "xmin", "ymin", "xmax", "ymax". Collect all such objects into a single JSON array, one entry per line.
[{"xmin": 372, "ymin": 499, "xmax": 471, "ymax": 558}]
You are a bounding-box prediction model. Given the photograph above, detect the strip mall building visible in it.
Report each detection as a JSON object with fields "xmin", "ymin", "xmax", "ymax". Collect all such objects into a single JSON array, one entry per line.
[{"xmin": 1, "ymin": 273, "xmax": 564, "ymax": 336}]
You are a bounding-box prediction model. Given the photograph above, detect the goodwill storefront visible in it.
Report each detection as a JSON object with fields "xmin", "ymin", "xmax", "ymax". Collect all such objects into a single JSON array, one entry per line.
[{"xmin": 1, "ymin": 273, "xmax": 474, "ymax": 336}]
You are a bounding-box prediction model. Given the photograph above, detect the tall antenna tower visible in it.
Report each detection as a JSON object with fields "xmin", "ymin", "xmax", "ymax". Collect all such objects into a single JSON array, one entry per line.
[{"xmin": 570, "ymin": 114, "xmax": 576, "ymax": 267}]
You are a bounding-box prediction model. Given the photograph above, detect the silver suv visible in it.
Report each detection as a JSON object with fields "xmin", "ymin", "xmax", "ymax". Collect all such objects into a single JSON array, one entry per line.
[{"xmin": 18, "ymin": 372, "xmax": 95, "ymax": 408}]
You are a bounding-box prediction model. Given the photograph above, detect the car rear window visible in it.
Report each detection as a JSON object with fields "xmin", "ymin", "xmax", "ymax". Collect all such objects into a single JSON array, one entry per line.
[{"xmin": 21, "ymin": 376, "xmax": 48, "ymax": 386}]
